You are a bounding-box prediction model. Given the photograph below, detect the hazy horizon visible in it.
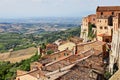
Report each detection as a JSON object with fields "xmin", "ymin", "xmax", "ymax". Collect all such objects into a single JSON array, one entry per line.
[{"xmin": 0, "ymin": 0, "xmax": 119, "ymax": 18}]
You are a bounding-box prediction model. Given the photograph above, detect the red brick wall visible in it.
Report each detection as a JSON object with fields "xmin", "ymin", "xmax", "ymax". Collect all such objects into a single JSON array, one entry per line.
[
  {"xmin": 88, "ymin": 14, "xmax": 96, "ymax": 24},
  {"xmin": 96, "ymin": 11, "xmax": 120, "ymax": 18}
]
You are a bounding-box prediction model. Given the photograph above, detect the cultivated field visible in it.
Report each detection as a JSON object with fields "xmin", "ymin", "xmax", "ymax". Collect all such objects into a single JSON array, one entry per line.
[{"xmin": 0, "ymin": 47, "xmax": 37, "ymax": 63}]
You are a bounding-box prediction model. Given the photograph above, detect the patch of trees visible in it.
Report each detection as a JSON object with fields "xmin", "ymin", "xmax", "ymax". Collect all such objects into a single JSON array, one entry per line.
[
  {"xmin": 0, "ymin": 53, "xmax": 40, "ymax": 80},
  {"xmin": 0, "ymin": 26, "xmax": 81, "ymax": 79}
]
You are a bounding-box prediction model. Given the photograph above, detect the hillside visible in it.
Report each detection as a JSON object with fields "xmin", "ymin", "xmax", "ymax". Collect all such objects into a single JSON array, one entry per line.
[
  {"xmin": 0, "ymin": 47, "xmax": 37, "ymax": 63},
  {"xmin": 0, "ymin": 26, "xmax": 80, "ymax": 53}
]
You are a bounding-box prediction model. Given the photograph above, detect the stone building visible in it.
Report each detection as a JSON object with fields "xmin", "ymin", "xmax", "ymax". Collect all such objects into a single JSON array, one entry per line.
[
  {"xmin": 96, "ymin": 6, "xmax": 120, "ymax": 42},
  {"xmin": 80, "ymin": 17, "xmax": 89, "ymax": 42},
  {"xmin": 109, "ymin": 13, "xmax": 120, "ymax": 74},
  {"xmin": 58, "ymin": 41, "xmax": 76, "ymax": 51},
  {"xmin": 96, "ymin": 18, "xmax": 112, "ymax": 42},
  {"xmin": 88, "ymin": 14, "xmax": 96, "ymax": 24},
  {"xmin": 46, "ymin": 43, "xmax": 58, "ymax": 52},
  {"xmin": 80, "ymin": 14, "xmax": 96, "ymax": 42},
  {"xmin": 81, "ymin": 6, "xmax": 120, "ymax": 42},
  {"xmin": 96, "ymin": 6, "xmax": 120, "ymax": 18}
]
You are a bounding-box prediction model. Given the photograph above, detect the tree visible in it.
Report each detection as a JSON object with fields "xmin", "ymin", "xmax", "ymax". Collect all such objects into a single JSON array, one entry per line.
[
  {"xmin": 88, "ymin": 24, "xmax": 96, "ymax": 40},
  {"xmin": 41, "ymin": 43, "xmax": 46, "ymax": 49}
]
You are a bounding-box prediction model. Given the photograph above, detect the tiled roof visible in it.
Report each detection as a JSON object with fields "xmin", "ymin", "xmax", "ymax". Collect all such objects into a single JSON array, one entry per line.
[
  {"xmin": 16, "ymin": 41, "xmax": 105, "ymax": 80},
  {"xmin": 97, "ymin": 6, "xmax": 120, "ymax": 12},
  {"xmin": 46, "ymin": 43, "xmax": 58, "ymax": 48},
  {"xmin": 38, "ymin": 49, "xmax": 71, "ymax": 65},
  {"xmin": 109, "ymin": 69, "xmax": 120, "ymax": 80},
  {"xmin": 88, "ymin": 14, "xmax": 96, "ymax": 17},
  {"xmin": 29, "ymin": 70, "xmax": 44, "ymax": 78},
  {"xmin": 43, "ymin": 50, "xmax": 93, "ymax": 72},
  {"xmin": 97, "ymin": 33, "xmax": 112, "ymax": 37},
  {"xmin": 56, "ymin": 55, "xmax": 104, "ymax": 80},
  {"xmin": 69, "ymin": 37, "xmax": 83, "ymax": 44}
]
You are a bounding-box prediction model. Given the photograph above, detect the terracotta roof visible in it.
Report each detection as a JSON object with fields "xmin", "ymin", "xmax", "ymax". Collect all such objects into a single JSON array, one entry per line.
[
  {"xmin": 88, "ymin": 14, "xmax": 96, "ymax": 17},
  {"xmin": 109, "ymin": 69, "xmax": 120, "ymax": 80},
  {"xmin": 97, "ymin": 34, "xmax": 111, "ymax": 37},
  {"xmin": 93, "ymin": 41, "xmax": 106, "ymax": 46},
  {"xmin": 43, "ymin": 50, "xmax": 93, "ymax": 72},
  {"xmin": 17, "ymin": 69, "xmax": 46, "ymax": 78},
  {"xmin": 29, "ymin": 70, "xmax": 44, "ymax": 78},
  {"xmin": 70, "ymin": 37, "xmax": 83, "ymax": 44},
  {"xmin": 46, "ymin": 43, "xmax": 57, "ymax": 47},
  {"xmin": 56, "ymin": 55, "xmax": 104, "ymax": 80},
  {"xmin": 97, "ymin": 6, "xmax": 120, "ymax": 12},
  {"xmin": 38, "ymin": 49, "xmax": 71, "ymax": 64}
]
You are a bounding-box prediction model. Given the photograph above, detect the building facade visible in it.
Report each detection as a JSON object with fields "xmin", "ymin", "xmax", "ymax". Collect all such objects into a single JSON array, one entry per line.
[
  {"xmin": 96, "ymin": 6, "xmax": 120, "ymax": 42},
  {"xmin": 109, "ymin": 13, "xmax": 120, "ymax": 74},
  {"xmin": 80, "ymin": 14, "xmax": 96, "ymax": 42},
  {"xmin": 81, "ymin": 6, "xmax": 120, "ymax": 43}
]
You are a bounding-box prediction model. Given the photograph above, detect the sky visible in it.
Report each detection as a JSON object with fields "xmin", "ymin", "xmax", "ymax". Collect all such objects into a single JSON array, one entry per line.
[{"xmin": 0, "ymin": 0, "xmax": 120, "ymax": 18}]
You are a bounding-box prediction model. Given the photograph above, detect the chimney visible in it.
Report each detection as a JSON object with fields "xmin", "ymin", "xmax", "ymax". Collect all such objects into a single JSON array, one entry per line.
[{"xmin": 73, "ymin": 44, "xmax": 77, "ymax": 55}]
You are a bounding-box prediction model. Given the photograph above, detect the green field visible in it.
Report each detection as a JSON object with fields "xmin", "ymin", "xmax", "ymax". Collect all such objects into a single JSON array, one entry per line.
[
  {"xmin": 0, "ymin": 26, "xmax": 81, "ymax": 80},
  {"xmin": 0, "ymin": 27, "xmax": 80, "ymax": 53}
]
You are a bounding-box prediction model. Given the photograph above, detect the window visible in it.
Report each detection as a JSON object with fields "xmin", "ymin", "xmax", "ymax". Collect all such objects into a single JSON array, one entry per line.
[
  {"xmin": 104, "ymin": 26, "xmax": 108, "ymax": 29},
  {"xmin": 58, "ymin": 54, "xmax": 61, "ymax": 57},
  {"xmin": 100, "ymin": 26, "xmax": 103, "ymax": 29},
  {"xmin": 112, "ymin": 12, "xmax": 114, "ymax": 15},
  {"xmin": 54, "ymin": 57, "xmax": 56, "ymax": 60},
  {"xmin": 105, "ymin": 20, "xmax": 107, "ymax": 23},
  {"xmin": 64, "ymin": 53, "xmax": 68, "ymax": 56},
  {"xmin": 105, "ymin": 39, "xmax": 110, "ymax": 43},
  {"xmin": 83, "ymin": 29, "xmax": 87, "ymax": 31},
  {"xmin": 101, "ymin": 12, "xmax": 103, "ymax": 15},
  {"xmin": 18, "ymin": 78, "xmax": 20, "ymax": 80},
  {"xmin": 98, "ymin": 20, "xmax": 99, "ymax": 22}
]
